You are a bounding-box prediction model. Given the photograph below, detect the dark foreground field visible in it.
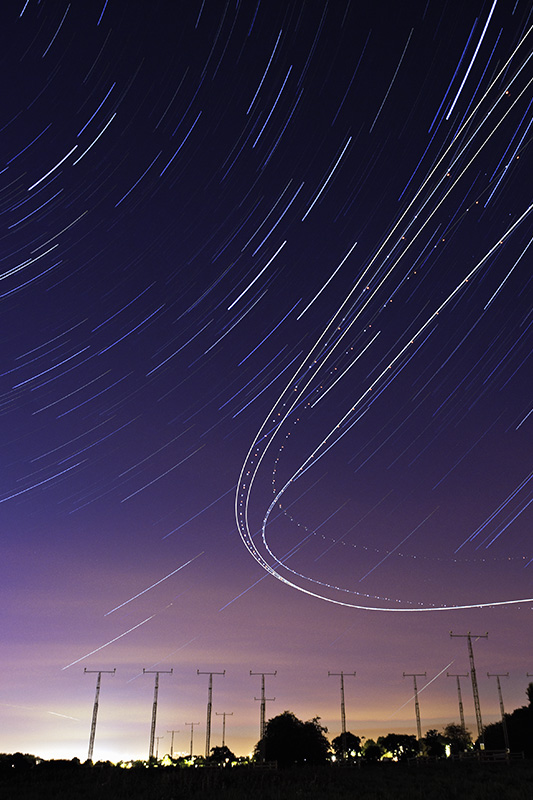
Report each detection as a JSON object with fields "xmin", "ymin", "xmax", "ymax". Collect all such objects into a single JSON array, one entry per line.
[{"xmin": 2, "ymin": 761, "xmax": 533, "ymax": 800}]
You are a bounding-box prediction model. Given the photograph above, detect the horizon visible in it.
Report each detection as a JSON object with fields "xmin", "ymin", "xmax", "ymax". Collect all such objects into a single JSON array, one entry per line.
[{"xmin": 7, "ymin": 636, "xmax": 531, "ymax": 762}]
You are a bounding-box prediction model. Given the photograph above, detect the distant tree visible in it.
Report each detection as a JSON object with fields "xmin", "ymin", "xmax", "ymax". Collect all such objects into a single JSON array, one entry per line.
[
  {"xmin": 443, "ymin": 723, "xmax": 472, "ymax": 755},
  {"xmin": 38, "ymin": 758, "xmax": 78, "ymax": 770},
  {"xmin": 527, "ymin": 682, "xmax": 533, "ymax": 707},
  {"xmin": 483, "ymin": 682, "xmax": 533, "ymax": 756},
  {"xmin": 165, "ymin": 754, "xmax": 197, "ymax": 768},
  {"xmin": 0, "ymin": 753, "xmax": 38, "ymax": 772},
  {"xmin": 331, "ymin": 731, "xmax": 361, "ymax": 761},
  {"xmin": 378, "ymin": 733, "xmax": 419, "ymax": 761},
  {"xmin": 255, "ymin": 711, "xmax": 331, "ymax": 767},
  {"xmin": 361, "ymin": 738, "xmax": 384, "ymax": 762},
  {"xmin": 483, "ymin": 715, "xmax": 512, "ymax": 752},
  {"xmin": 208, "ymin": 745, "xmax": 236, "ymax": 766},
  {"xmin": 422, "ymin": 729, "xmax": 447, "ymax": 758}
]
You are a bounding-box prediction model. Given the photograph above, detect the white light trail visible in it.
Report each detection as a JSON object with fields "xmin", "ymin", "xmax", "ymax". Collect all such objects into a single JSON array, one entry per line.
[
  {"xmin": 302, "ymin": 136, "xmax": 352, "ymax": 221},
  {"xmin": 120, "ymin": 444, "xmax": 206, "ymax": 502},
  {"xmin": 387, "ymin": 662, "xmax": 455, "ymax": 718},
  {"xmin": 445, "ymin": 0, "xmax": 498, "ymax": 121},
  {"xmin": 227, "ymin": 241, "xmax": 286, "ymax": 310},
  {"xmin": 104, "ymin": 552, "xmax": 204, "ymax": 615},
  {"xmin": 61, "ymin": 615, "xmax": 156, "ymax": 670},
  {"xmin": 28, "ymin": 145, "xmax": 78, "ymax": 191},
  {"xmin": 297, "ymin": 240, "xmax": 358, "ymax": 320}
]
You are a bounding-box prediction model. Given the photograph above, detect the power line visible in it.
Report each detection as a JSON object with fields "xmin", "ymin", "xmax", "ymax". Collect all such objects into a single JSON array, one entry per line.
[
  {"xmin": 184, "ymin": 721, "xmax": 200, "ymax": 757},
  {"xmin": 487, "ymin": 672, "xmax": 510, "ymax": 752},
  {"xmin": 197, "ymin": 670, "xmax": 225, "ymax": 757},
  {"xmin": 450, "ymin": 632, "xmax": 488, "ymax": 746},
  {"xmin": 83, "ymin": 668, "xmax": 115, "ymax": 761},
  {"xmin": 167, "ymin": 729, "xmax": 180, "ymax": 758},
  {"xmin": 155, "ymin": 735, "xmax": 164, "ymax": 760},
  {"xmin": 328, "ymin": 671, "xmax": 356, "ymax": 758},
  {"xmin": 403, "ymin": 672, "xmax": 426, "ymax": 740},
  {"xmin": 250, "ymin": 670, "xmax": 276, "ymax": 762},
  {"xmin": 215, "ymin": 711, "xmax": 233, "ymax": 748},
  {"xmin": 447, "ymin": 672, "xmax": 469, "ymax": 732},
  {"xmin": 143, "ymin": 669, "xmax": 173, "ymax": 760}
]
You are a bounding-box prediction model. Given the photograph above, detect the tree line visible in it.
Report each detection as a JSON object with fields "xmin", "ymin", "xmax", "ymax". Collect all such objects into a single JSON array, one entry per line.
[
  {"xmin": 252, "ymin": 711, "xmax": 471, "ymax": 766},
  {"xmin": 3, "ymin": 683, "xmax": 532, "ymax": 769},
  {"xmin": 253, "ymin": 681, "xmax": 533, "ymax": 766}
]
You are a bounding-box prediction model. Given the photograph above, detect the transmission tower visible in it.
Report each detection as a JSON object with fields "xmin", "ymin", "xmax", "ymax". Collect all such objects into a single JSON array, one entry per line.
[
  {"xmin": 84, "ymin": 668, "xmax": 115, "ymax": 761},
  {"xmin": 250, "ymin": 671, "xmax": 276, "ymax": 740},
  {"xmin": 488, "ymin": 672, "xmax": 510, "ymax": 752},
  {"xmin": 216, "ymin": 711, "xmax": 233, "ymax": 748},
  {"xmin": 328, "ymin": 671, "xmax": 356, "ymax": 758},
  {"xmin": 447, "ymin": 672, "xmax": 469, "ymax": 731},
  {"xmin": 450, "ymin": 631, "xmax": 488, "ymax": 746},
  {"xmin": 250, "ymin": 670, "xmax": 276, "ymax": 762},
  {"xmin": 197, "ymin": 670, "xmax": 225, "ymax": 757},
  {"xmin": 155, "ymin": 735, "xmax": 164, "ymax": 760},
  {"xmin": 185, "ymin": 721, "xmax": 200, "ymax": 757},
  {"xmin": 143, "ymin": 669, "xmax": 173, "ymax": 760},
  {"xmin": 167, "ymin": 729, "xmax": 180, "ymax": 758},
  {"xmin": 403, "ymin": 672, "xmax": 426, "ymax": 740}
]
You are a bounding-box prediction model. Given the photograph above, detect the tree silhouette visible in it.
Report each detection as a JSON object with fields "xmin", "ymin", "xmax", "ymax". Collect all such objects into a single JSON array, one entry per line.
[
  {"xmin": 378, "ymin": 733, "xmax": 419, "ymax": 761},
  {"xmin": 208, "ymin": 745, "xmax": 236, "ymax": 765},
  {"xmin": 527, "ymin": 683, "xmax": 533, "ymax": 707},
  {"xmin": 331, "ymin": 731, "xmax": 361, "ymax": 761},
  {"xmin": 255, "ymin": 710, "xmax": 331, "ymax": 767},
  {"xmin": 0, "ymin": 753, "xmax": 38, "ymax": 772},
  {"xmin": 483, "ymin": 683, "xmax": 533, "ymax": 756},
  {"xmin": 442, "ymin": 723, "xmax": 472, "ymax": 755},
  {"xmin": 422, "ymin": 729, "xmax": 447, "ymax": 758},
  {"xmin": 361, "ymin": 738, "xmax": 384, "ymax": 762}
]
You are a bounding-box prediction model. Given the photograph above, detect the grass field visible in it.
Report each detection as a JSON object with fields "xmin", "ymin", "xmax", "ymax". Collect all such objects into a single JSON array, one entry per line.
[{"xmin": 2, "ymin": 760, "xmax": 533, "ymax": 800}]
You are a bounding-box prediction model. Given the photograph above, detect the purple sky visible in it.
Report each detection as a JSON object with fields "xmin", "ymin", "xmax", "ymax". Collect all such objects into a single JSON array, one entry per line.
[{"xmin": 1, "ymin": 0, "xmax": 532, "ymax": 761}]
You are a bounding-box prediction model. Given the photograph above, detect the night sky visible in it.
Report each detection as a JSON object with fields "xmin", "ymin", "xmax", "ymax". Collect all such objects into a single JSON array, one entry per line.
[{"xmin": 1, "ymin": 0, "xmax": 532, "ymax": 762}]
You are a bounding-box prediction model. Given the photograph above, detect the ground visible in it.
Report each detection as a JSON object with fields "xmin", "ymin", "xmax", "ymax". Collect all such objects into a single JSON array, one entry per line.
[{"xmin": 2, "ymin": 760, "xmax": 533, "ymax": 800}]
